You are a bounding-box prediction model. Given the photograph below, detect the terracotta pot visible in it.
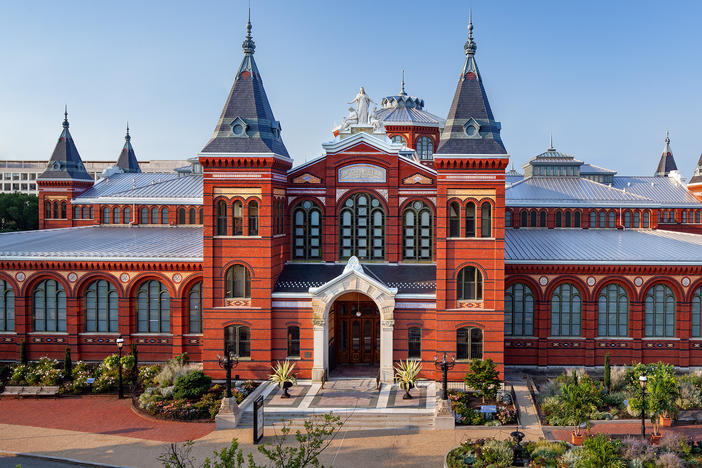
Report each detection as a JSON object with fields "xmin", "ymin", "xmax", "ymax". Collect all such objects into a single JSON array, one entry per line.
[
  {"xmin": 571, "ymin": 432, "xmax": 584, "ymax": 446},
  {"xmin": 659, "ymin": 415, "xmax": 673, "ymax": 427},
  {"xmin": 650, "ymin": 433, "xmax": 662, "ymax": 445}
]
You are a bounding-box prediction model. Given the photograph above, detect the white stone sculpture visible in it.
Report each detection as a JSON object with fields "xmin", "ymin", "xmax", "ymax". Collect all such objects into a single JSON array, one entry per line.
[{"xmin": 348, "ymin": 87, "xmax": 374, "ymax": 125}]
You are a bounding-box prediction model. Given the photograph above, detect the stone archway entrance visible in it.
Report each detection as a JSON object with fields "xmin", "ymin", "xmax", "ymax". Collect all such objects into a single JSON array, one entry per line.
[
  {"xmin": 330, "ymin": 292, "xmax": 380, "ymax": 368},
  {"xmin": 309, "ymin": 257, "xmax": 397, "ymax": 383}
]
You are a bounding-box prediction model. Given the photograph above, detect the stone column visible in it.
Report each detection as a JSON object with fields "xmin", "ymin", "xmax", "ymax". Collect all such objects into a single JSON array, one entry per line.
[
  {"xmin": 311, "ymin": 318, "xmax": 326, "ymax": 382},
  {"xmin": 380, "ymin": 319, "xmax": 394, "ymax": 383}
]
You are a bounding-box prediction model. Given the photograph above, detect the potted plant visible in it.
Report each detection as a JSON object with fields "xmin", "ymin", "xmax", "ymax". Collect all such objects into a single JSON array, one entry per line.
[
  {"xmin": 647, "ymin": 363, "xmax": 679, "ymax": 439},
  {"xmin": 394, "ymin": 359, "xmax": 422, "ymax": 399},
  {"xmin": 557, "ymin": 380, "xmax": 599, "ymax": 446},
  {"xmin": 270, "ymin": 360, "xmax": 297, "ymax": 399}
]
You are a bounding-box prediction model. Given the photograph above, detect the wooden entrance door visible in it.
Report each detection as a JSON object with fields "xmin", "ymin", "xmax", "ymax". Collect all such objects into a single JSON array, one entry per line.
[{"xmin": 334, "ymin": 300, "xmax": 379, "ymax": 365}]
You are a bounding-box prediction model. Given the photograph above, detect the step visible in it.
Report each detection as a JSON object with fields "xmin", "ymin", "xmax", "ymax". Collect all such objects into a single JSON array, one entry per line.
[{"xmin": 237, "ymin": 410, "xmax": 436, "ymax": 429}]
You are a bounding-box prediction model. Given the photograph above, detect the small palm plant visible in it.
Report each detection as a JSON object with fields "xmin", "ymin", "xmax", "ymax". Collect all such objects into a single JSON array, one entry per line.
[
  {"xmin": 394, "ymin": 359, "xmax": 422, "ymax": 399},
  {"xmin": 270, "ymin": 360, "xmax": 297, "ymax": 398}
]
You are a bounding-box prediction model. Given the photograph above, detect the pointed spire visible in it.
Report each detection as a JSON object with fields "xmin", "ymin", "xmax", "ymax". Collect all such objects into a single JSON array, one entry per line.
[
  {"xmin": 125, "ymin": 121, "xmax": 131, "ymax": 142},
  {"xmin": 655, "ymin": 130, "xmax": 678, "ymax": 177},
  {"xmin": 116, "ymin": 122, "xmax": 141, "ymax": 173},
  {"xmin": 242, "ymin": 8, "xmax": 255, "ymax": 55},
  {"xmin": 38, "ymin": 108, "xmax": 91, "ymax": 181},
  {"xmin": 464, "ymin": 8, "xmax": 477, "ymax": 57},
  {"xmin": 548, "ymin": 132, "xmax": 555, "ymax": 151},
  {"xmin": 63, "ymin": 105, "xmax": 69, "ymax": 129},
  {"xmin": 400, "ymin": 70, "xmax": 406, "ymax": 96}
]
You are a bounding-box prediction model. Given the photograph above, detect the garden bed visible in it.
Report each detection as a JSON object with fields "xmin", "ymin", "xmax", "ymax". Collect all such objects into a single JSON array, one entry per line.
[{"xmin": 448, "ymin": 387, "xmax": 518, "ymax": 426}]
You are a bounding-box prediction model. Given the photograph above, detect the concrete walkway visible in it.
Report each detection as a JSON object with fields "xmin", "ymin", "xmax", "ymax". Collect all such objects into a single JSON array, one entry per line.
[{"xmin": 508, "ymin": 376, "xmax": 545, "ymax": 440}]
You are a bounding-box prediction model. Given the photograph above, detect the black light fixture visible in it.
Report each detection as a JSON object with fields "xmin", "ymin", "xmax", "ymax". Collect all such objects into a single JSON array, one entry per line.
[
  {"xmin": 639, "ymin": 375, "xmax": 648, "ymax": 440},
  {"xmin": 218, "ymin": 345, "xmax": 239, "ymax": 399},
  {"xmin": 116, "ymin": 335, "xmax": 124, "ymax": 399},
  {"xmin": 433, "ymin": 352, "xmax": 456, "ymax": 400}
]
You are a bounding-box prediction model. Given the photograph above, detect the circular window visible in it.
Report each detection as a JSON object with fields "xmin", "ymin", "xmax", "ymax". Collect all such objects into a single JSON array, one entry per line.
[
  {"xmin": 232, "ymin": 124, "xmax": 244, "ymax": 135},
  {"xmin": 303, "ymin": 201, "xmax": 312, "ymax": 209},
  {"xmin": 371, "ymin": 199, "xmax": 380, "ymax": 207},
  {"xmin": 413, "ymin": 201, "xmax": 422, "ymax": 210}
]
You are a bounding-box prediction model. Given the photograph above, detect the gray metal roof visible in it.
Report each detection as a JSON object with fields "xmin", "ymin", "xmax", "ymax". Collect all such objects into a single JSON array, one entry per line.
[
  {"xmin": 611, "ymin": 176, "xmax": 700, "ymax": 207},
  {"xmin": 0, "ymin": 226, "xmax": 203, "ymax": 262},
  {"xmin": 580, "ymin": 163, "xmax": 616, "ymax": 175},
  {"xmin": 74, "ymin": 172, "xmax": 183, "ymax": 203},
  {"xmin": 375, "ymin": 102, "xmax": 444, "ymax": 127},
  {"xmin": 102, "ymin": 175, "xmax": 202, "ymax": 201},
  {"xmin": 506, "ymin": 176, "xmax": 648, "ymax": 207},
  {"xmin": 506, "ymin": 228, "xmax": 702, "ymax": 265}
]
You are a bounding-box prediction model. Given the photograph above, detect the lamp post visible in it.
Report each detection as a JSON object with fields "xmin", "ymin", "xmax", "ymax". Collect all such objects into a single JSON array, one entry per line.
[
  {"xmin": 433, "ymin": 352, "xmax": 456, "ymax": 400},
  {"xmin": 639, "ymin": 375, "xmax": 648, "ymax": 440},
  {"xmin": 116, "ymin": 335, "xmax": 124, "ymax": 399},
  {"xmin": 217, "ymin": 347, "xmax": 239, "ymax": 399}
]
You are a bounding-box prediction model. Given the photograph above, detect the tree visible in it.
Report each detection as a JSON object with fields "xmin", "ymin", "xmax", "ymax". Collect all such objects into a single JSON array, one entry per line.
[
  {"xmin": 0, "ymin": 193, "xmax": 38, "ymax": 232},
  {"xmin": 558, "ymin": 376, "xmax": 602, "ymax": 437},
  {"xmin": 131, "ymin": 342, "xmax": 138, "ymax": 384},
  {"xmin": 579, "ymin": 434, "xmax": 625, "ymax": 468},
  {"xmin": 63, "ymin": 347, "xmax": 72, "ymax": 381},
  {"xmin": 463, "ymin": 358, "xmax": 501, "ymax": 403},
  {"xmin": 19, "ymin": 339, "xmax": 27, "ymax": 365},
  {"xmin": 604, "ymin": 353, "xmax": 611, "ymax": 392}
]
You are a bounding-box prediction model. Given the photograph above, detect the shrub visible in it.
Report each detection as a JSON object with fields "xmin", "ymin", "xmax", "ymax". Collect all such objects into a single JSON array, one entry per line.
[
  {"xmin": 173, "ymin": 370, "xmax": 212, "ymax": 400},
  {"xmin": 557, "ymin": 375, "xmax": 604, "ymax": 435},
  {"xmin": 69, "ymin": 361, "xmax": 94, "ymax": 393},
  {"xmin": 621, "ymin": 437, "xmax": 656, "ymax": 466},
  {"xmin": 560, "ymin": 445, "xmax": 582, "ymax": 467},
  {"xmin": 579, "ymin": 434, "xmax": 624, "ymax": 467},
  {"xmin": 602, "ymin": 390, "xmax": 627, "ymax": 409},
  {"xmin": 155, "ymin": 358, "xmax": 189, "ymax": 387},
  {"xmin": 463, "ymin": 358, "xmax": 500, "ymax": 403},
  {"xmin": 676, "ymin": 378, "xmax": 702, "ymax": 410},
  {"xmin": 19, "ymin": 339, "xmax": 27, "ymax": 365},
  {"xmin": 481, "ymin": 439, "xmax": 513, "ymax": 467},
  {"xmin": 63, "ymin": 347, "xmax": 72, "ymax": 381},
  {"xmin": 659, "ymin": 433, "xmax": 692, "ymax": 459},
  {"xmin": 92, "ymin": 354, "xmax": 135, "ymax": 392},
  {"xmin": 604, "ymin": 353, "xmax": 611, "ymax": 391},
  {"xmin": 609, "ymin": 365, "xmax": 628, "ymax": 391},
  {"xmin": 139, "ymin": 365, "xmax": 160, "ymax": 387},
  {"xmin": 529, "ymin": 440, "xmax": 566, "ymax": 465},
  {"xmin": 656, "ymin": 452, "xmax": 685, "ymax": 468},
  {"xmin": 538, "ymin": 379, "xmax": 561, "ymax": 402},
  {"xmin": 10, "ymin": 364, "xmax": 29, "ymax": 385},
  {"xmin": 130, "ymin": 343, "xmax": 138, "ymax": 383}
]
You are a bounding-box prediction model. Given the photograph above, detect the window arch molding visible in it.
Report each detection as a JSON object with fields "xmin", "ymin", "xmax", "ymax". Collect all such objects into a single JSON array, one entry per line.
[
  {"xmin": 291, "ymin": 198, "xmax": 324, "ymax": 260},
  {"xmin": 401, "ymin": 198, "xmax": 435, "ymax": 261},
  {"xmin": 506, "ymin": 276, "xmax": 543, "ymax": 301},
  {"xmin": 544, "ymin": 276, "xmax": 590, "ymax": 302},
  {"xmin": 32, "ymin": 278, "xmax": 68, "ymax": 332},
  {"xmin": 75, "ymin": 273, "xmax": 123, "ymax": 300},
  {"xmin": 338, "ymin": 190, "xmax": 387, "ymax": 260},
  {"xmin": 22, "ymin": 271, "xmax": 72, "ymax": 298},
  {"xmin": 247, "ymin": 197, "xmax": 261, "ymax": 236},
  {"xmin": 477, "ymin": 198, "xmax": 493, "ymax": 238},
  {"xmin": 415, "ymin": 136, "xmax": 434, "ymax": 160},
  {"xmin": 230, "ymin": 197, "xmax": 246, "ymax": 236},
  {"xmin": 455, "ymin": 263, "xmax": 486, "ymax": 302},
  {"xmin": 0, "ymin": 273, "xmax": 20, "ymax": 298},
  {"xmin": 83, "ymin": 278, "xmax": 119, "ymax": 333},
  {"xmin": 125, "ymin": 272, "xmax": 176, "ymax": 300},
  {"xmin": 640, "ymin": 277, "xmax": 684, "ymax": 305}
]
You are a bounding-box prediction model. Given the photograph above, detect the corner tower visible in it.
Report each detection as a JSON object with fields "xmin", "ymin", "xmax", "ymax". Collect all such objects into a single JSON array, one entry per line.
[
  {"xmin": 433, "ymin": 13, "xmax": 509, "ymax": 377},
  {"xmin": 655, "ymin": 131, "xmax": 678, "ymax": 177},
  {"xmin": 115, "ymin": 124, "xmax": 141, "ymax": 173},
  {"xmin": 199, "ymin": 11, "xmax": 292, "ymax": 380}
]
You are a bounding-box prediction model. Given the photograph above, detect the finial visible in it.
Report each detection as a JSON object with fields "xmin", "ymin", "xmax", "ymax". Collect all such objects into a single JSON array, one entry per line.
[
  {"xmin": 665, "ymin": 129, "xmax": 670, "ymax": 145},
  {"xmin": 400, "ymin": 70, "xmax": 406, "ymax": 96},
  {"xmin": 464, "ymin": 8, "xmax": 477, "ymax": 57},
  {"xmin": 242, "ymin": 7, "xmax": 256, "ymax": 55},
  {"xmin": 125, "ymin": 121, "xmax": 131, "ymax": 142},
  {"xmin": 63, "ymin": 105, "xmax": 69, "ymax": 129},
  {"xmin": 548, "ymin": 132, "xmax": 555, "ymax": 151}
]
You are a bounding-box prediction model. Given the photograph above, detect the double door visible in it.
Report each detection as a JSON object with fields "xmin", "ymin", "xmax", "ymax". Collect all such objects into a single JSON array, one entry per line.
[{"xmin": 334, "ymin": 302, "xmax": 380, "ymax": 365}]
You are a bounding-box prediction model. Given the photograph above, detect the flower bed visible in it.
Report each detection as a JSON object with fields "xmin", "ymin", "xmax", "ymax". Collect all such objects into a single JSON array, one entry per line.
[{"xmin": 448, "ymin": 388, "xmax": 517, "ymax": 426}]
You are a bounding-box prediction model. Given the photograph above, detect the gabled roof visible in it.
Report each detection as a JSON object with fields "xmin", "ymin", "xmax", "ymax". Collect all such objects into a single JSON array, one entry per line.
[
  {"xmin": 611, "ymin": 176, "xmax": 700, "ymax": 206},
  {"xmin": 38, "ymin": 111, "xmax": 92, "ymax": 181},
  {"xmin": 655, "ymin": 131, "xmax": 678, "ymax": 177},
  {"xmin": 321, "ymin": 131, "xmax": 404, "ymax": 156},
  {"xmin": 115, "ymin": 125, "xmax": 141, "ymax": 173},
  {"xmin": 689, "ymin": 153, "xmax": 702, "ymax": 185},
  {"xmin": 74, "ymin": 172, "xmax": 179, "ymax": 200},
  {"xmin": 435, "ymin": 14, "xmax": 507, "ymax": 157},
  {"xmin": 200, "ymin": 13, "xmax": 290, "ymax": 159},
  {"xmin": 74, "ymin": 173, "xmax": 201, "ymax": 204}
]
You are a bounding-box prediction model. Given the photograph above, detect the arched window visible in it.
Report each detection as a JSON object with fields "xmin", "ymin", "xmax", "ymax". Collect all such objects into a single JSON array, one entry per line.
[
  {"xmin": 505, "ymin": 283, "xmax": 534, "ymax": 336},
  {"xmin": 151, "ymin": 207, "xmax": 158, "ymax": 224},
  {"xmin": 696, "ymin": 211, "xmax": 701, "ymax": 224},
  {"xmin": 178, "ymin": 208, "xmax": 186, "ymax": 224},
  {"xmin": 480, "ymin": 202, "xmax": 492, "ymax": 237},
  {"xmin": 643, "ymin": 211, "xmax": 650, "ymax": 228},
  {"xmin": 391, "ymin": 135, "xmax": 406, "ymax": 145},
  {"xmin": 74, "ymin": 206, "xmax": 80, "ymax": 219},
  {"xmin": 292, "ymin": 201, "xmax": 322, "ymax": 260},
  {"xmin": 140, "ymin": 207, "xmax": 148, "ymax": 224},
  {"xmin": 644, "ymin": 284, "xmax": 676, "ymax": 337},
  {"xmin": 248, "ymin": 200, "xmax": 259, "ymax": 236},
  {"xmin": 224, "ymin": 325, "xmax": 250, "ymax": 358},
  {"xmin": 692, "ymin": 287, "xmax": 702, "ymax": 338},
  {"xmin": 84, "ymin": 279, "xmax": 118, "ymax": 332},
  {"xmin": 102, "ymin": 207, "xmax": 110, "ymax": 224},
  {"xmin": 574, "ymin": 211, "xmax": 581, "ymax": 228},
  {"xmin": 0, "ymin": 280, "xmax": 14, "ymax": 332},
  {"xmin": 683, "ymin": 211, "xmax": 688, "ymax": 223},
  {"xmin": 457, "ymin": 266, "xmax": 483, "ymax": 301},
  {"xmin": 60, "ymin": 202, "xmax": 66, "ymax": 219},
  {"xmin": 32, "ymin": 279, "xmax": 66, "ymax": 332},
  {"xmin": 199, "ymin": 209, "xmax": 203, "ymax": 225},
  {"xmin": 403, "ymin": 201, "xmax": 433, "ymax": 261},
  {"xmin": 339, "ymin": 193, "xmax": 385, "ymax": 260},
  {"xmin": 564, "ymin": 211, "xmax": 571, "ymax": 227},
  {"xmin": 287, "ymin": 325, "xmax": 300, "ymax": 358},
  {"xmin": 505, "ymin": 210, "xmax": 511, "ymax": 228},
  {"xmin": 590, "ymin": 211, "xmax": 597, "ymax": 228},
  {"xmin": 465, "ymin": 202, "xmax": 476, "ymax": 237},
  {"xmin": 634, "ymin": 211, "xmax": 640, "ymax": 228},
  {"xmin": 598, "ymin": 284, "xmax": 629, "ymax": 337},
  {"xmin": 216, "ymin": 200, "xmax": 227, "ymax": 235},
  {"xmin": 539, "ymin": 211, "xmax": 547, "ymax": 227},
  {"xmin": 449, "ymin": 202, "xmax": 461, "ymax": 237},
  {"xmin": 189, "ymin": 208, "xmax": 196, "ymax": 225},
  {"xmin": 530, "ymin": 210, "xmax": 537, "ymax": 227},
  {"xmin": 550, "ymin": 283, "xmax": 581, "ymax": 337},
  {"xmin": 416, "ymin": 136, "xmax": 434, "ymax": 160},
  {"xmin": 232, "ymin": 200, "xmax": 243, "ymax": 236},
  {"xmin": 608, "ymin": 211, "xmax": 615, "ymax": 228},
  {"xmin": 599, "ymin": 211, "xmax": 606, "ymax": 228},
  {"xmin": 555, "ymin": 211, "xmax": 562, "ymax": 227},
  {"xmin": 225, "ymin": 264, "xmax": 251, "ymax": 299},
  {"xmin": 136, "ymin": 280, "xmax": 170, "ymax": 333},
  {"xmin": 161, "ymin": 208, "xmax": 168, "ymax": 225},
  {"xmin": 456, "ymin": 327, "xmax": 483, "ymax": 360},
  {"xmin": 520, "ymin": 210, "xmax": 528, "ymax": 228},
  {"xmin": 89, "ymin": 207, "xmax": 93, "ymax": 219},
  {"xmin": 123, "ymin": 207, "xmax": 130, "ymax": 224},
  {"xmin": 45, "ymin": 201, "xmax": 52, "ymax": 218},
  {"xmin": 53, "ymin": 201, "xmax": 58, "ymax": 219},
  {"xmin": 408, "ymin": 327, "xmax": 421, "ymax": 359},
  {"xmin": 188, "ymin": 281, "xmax": 202, "ymax": 334},
  {"xmin": 624, "ymin": 211, "xmax": 631, "ymax": 228},
  {"xmin": 113, "ymin": 207, "xmax": 120, "ymax": 224},
  {"xmin": 82, "ymin": 206, "xmax": 88, "ymax": 219}
]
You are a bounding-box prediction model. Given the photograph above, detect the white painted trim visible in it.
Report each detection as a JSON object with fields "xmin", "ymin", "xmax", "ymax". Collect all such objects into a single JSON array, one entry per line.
[
  {"xmin": 395, "ymin": 293, "xmax": 436, "ymax": 299},
  {"xmin": 270, "ymin": 292, "xmax": 311, "ymax": 298},
  {"xmin": 321, "ymin": 132, "xmax": 402, "ymax": 155}
]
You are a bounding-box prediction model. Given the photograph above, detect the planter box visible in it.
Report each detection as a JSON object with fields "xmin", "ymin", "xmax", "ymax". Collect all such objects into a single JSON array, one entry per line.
[{"xmin": 216, "ymin": 381, "xmax": 269, "ymax": 430}]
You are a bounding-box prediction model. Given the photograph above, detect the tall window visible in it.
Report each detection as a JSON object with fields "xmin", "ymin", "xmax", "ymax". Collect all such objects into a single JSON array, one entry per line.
[
  {"xmin": 564, "ymin": 211, "xmax": 571, "ymax": 227},
  {"xmin": 225, "ymin": 264, "xmax": 251, "ymax": 299},
  {"xmin": 292, "ymin": 201, "xmax": 322, "ymax": 260},
  {"xmin": 599, "ymin": 211, "xmax": 606, "ymax": 228},
  {"xmin": 232, "ymin": 201, "xmax": 243, "ymax": 235},
  {"xmin": 89, "ymin": 207, "xmax": 93, "ymax": 219},
  {"xmin": 530, "ymin": 210, "xmax": 537, "ymax": 227},
  {"xmin": 103, "ymin": 207, "xmax": 110, "ymax": 224},
  {"xmin": 598, "ymin": 284, "xmax": 628, "ymax": 337},
  {"xmin": 550, "ymin": 283, "xmax": 581, "ymax": 337},
  {"xmin": 634, "ymin": 211, "xmax": 640, "ymax": 228},
  {"xmin": 82, "ymin": 206, "xmax": 88, "ymax": 219},
  {"xmin": 520, "ymin": 210, "xmax": 527, "ymax": 227},
  {"xmin": 416, "ymin": 136, "xmax": 434, "ymax": 159},
  {"xmin": 590, "ymin": 211, "xmax": 597, "ymax": 228},
  {"xmin": 199, "ymin": 209, "xmax": 203, "ymax": 224},
  {"xmin": 53, "ymin": 201, "xmax": 58, "ymax": 218},
  {"xmin": 555, "ymin": 211, "xmax": 562, "ymax": 227},
  {"xmin": 84, "ymin": 279, "xmax": 118, "ymax": 332},
  {"xmin": 505, "ymin": 283, "xmax": 534, "ymax": 336},
  {"xmin": 161, "ymin": 208, "xmax": 168, "ymax": 224},
  {"xmin": 136, "ymin": 280, "xmax": 170, "ymax": 333},
  {"xmin": 608, "ymin": 211, "xmax": 615, "ymax": 228},
  {"xmin": 449, "ymin": 202, "xmax": 461, "ymax": 237},
  {"xmin": 287, "ymin": 325, "xmax": 300, "ymax": 358},
  {"xmin": 45, "ymin": 201, "xmax": 52, "ymax": 218},
  {"xmin": 123, "ymin": 207, "xmax": 130, "ymax": 224},
  {"xmin": 465, "ymin": 202, "xmax": 476, "ymax": 237},
  {"xmin": 480, "ymin": 202, "xmax": 492, "ymax": 237},
  {"xmin": 456, "ymin": 327, "xmax": 483, "ymax": 360},
  {"xmin": 696, "ymin": 211, "xmax": 701, "ymax": 224},
  {"xmin": 189, "ymin": 208, "xmax": 196, "ymax": 225},
  {"xmin": 624, "ymin": 211, "xmax": 631, "ymax": 228},
  {"xmin": 574, "ymin": 211, "xmax": 581, "ymax": 227},
  {"xmin": 692, "ymin": 287, "xmax": 702, "ymax": 338},
  {"xmin": 391, "ymin": 135, "xmax": 406, "ymax": 145},
  {"xmin": 151, "ymin": 207, "xmax": 158, "ymax": 224},
  {"xmin": 408, "ymin": 327, "xmax": 421, "ymax": 359},
  {"xmin": 644, "ymin": 284, "xmax": 676, "ymax": 337},
  {"xmin": 178, "ymin": 208, "xmax": 186, "ymax": 224},
  {"xmin": 60, "ymin": 202, "xmax": 66, "ymax": 219},
  {"xmin": 539, "ymin": 211, "xmax": 547, "ymax": 227},
  {"xmin": 339, "ymin": 193, "xmax": 385, "ymax": 260},
  {"xmin": 74, "ymin": 206, "xmax": 80, "ymax": 219},
  {"xmin": 113, "ymin": 207, "xmax": 120, "ymax": 224},
  {"xmin": 224, "ymin": 325, "xmax": 250, "ymax": 358},
  {"xmin": 643, "ymin": 211, "xmax": 650, "ymax": 228},
  {"xmin": 32, "ymin": 279, "xmax": 66, "ymax": 332},
  {"xmin": 505, "ymin": 210, "xmax": 511, "ymax": 228},
  {"xmin": 248, "ymin": 200, "xmax": 259, "ymax": 236},
  {"xmin": 0, "ymin": 280, "xmax": 14, "ymax": 332},
  {"xmin": 188, "ymin": 282, "xmax": 202, "ymax": 334},
  {"xmin": 457, "ymin": 266, "xmax": 483, "ymax": 301},
  {"xmin": 140, "ymin": 207, "xmax": 148, "ymax": 224},
  {"xmin": 216, "ymin": 200, "xmax": 227, "ymax": 235},
  {"xmin": 403, "ymin": 201, "xmax": 433, "ymax": 260}
]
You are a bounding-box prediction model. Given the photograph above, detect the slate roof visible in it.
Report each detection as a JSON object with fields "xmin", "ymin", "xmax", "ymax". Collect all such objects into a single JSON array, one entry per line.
[
  {"xmin": 506, "ymin": 229, "xmax": 702, "ymax": 265},
  {"xmin": 0, "ymin": 226, "xmax": 203, "ymax": 262},
  {"xmin": 115, "ymin": 128, "xmax": 141, "ymax": 173},
  {"xmin": 200, "ymin": 18, "xmax": 290, "ymax": 158},
  {"xmin": 74, "ymin": 172, "xmax": 181, "ymax": 202},
  {"xmin": 689, "ymin": 153, "xmax": 702, "ymax": 185},
  {"xmin": 376, "ymin": 94, "xmax": 444, "ymax": 127},
  {"xmin": 38, "ymin": 114, "xmax": 92, "ymax": 181},
  {"xmin": 274, "ymin": 263, "xmax": 436, "ymax": 294},
  {"xmin": 655, "ymin": 132, "xmax": 677, "ymax": 177}
]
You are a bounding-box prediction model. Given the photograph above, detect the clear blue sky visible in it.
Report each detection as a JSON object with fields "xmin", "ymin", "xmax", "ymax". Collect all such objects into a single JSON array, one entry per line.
[{"xmin": 1, "ymin": 0, "xmax": 700, "ymax": 176}]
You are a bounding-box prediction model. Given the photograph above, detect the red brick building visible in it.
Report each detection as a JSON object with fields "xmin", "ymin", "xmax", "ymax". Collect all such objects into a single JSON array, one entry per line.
[{"xmin": 2, "ymin": 17, "xmax": 702, "ymax": 381}]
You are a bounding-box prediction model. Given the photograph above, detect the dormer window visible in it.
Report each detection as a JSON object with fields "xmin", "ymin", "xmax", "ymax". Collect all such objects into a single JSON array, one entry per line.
[
  {"xmin": 229, "ymin": 117, "xmax": 248, "ymax": 137},
  {"xmin": 463, "ymin": 118, "xmax": 481, "ymax": 138},
  {"xmin": 391, "ymin": 135, "xmax": 406, "ymax": 145},
  {"xmin": 271, "ymin": 121, "xmax": 282, "ymax": 140}
]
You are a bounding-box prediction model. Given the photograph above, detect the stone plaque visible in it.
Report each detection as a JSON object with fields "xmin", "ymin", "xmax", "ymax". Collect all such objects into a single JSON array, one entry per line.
[{"xmin": 338, "ymin": 164, "xmax": 386, "ymax": 183}]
